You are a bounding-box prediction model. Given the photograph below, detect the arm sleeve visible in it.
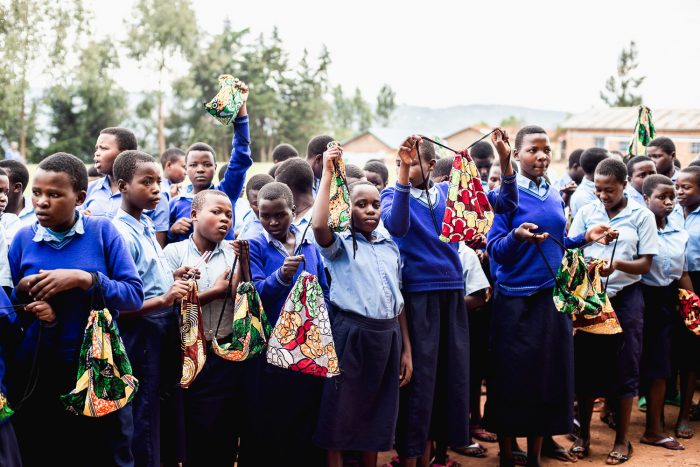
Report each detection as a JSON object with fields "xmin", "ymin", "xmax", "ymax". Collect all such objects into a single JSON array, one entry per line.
[
  {"xmin": 460, "ymin": 244, "xmax": 490, "ymax": 296},
  {"xmin": 216, "ymin": 116, "xmax": 253, "ymax": 208},
  {"xmin": 380, "ymin": 184, "xmax": 411, "ymax": 238},
  {"xmin": 488, "ymin": 174, "xmax": 518, "ymax": 214},
  {"xmin": 637, "ymin": 209, "xmax": 659, "ymax": 256},
  {"xmin": 568, "ymin": 207, "xmax": 587, "ymax": 238},
  {"xmin": 486, "ymin": 209, "xmax": 523, "ymax": 266},
  {"xmin": 149, "ymin": 194, "xmax": 170, "ymax": 232},
  {"xmin": 564, "ymin": 232, "xmax": 587, "ymax": 249},
  {"xmin": 317, "ymin": 234, "xmax": 344, "ymax": 261},
  {"xmin": 0, "ymin": 227, "xmax": 12, "ymax": 289},
  {"xmin": 95, "ymin": 223, "xmax": 145, "ymax": 311},
  {"xmin": 250, "ymin": 240, "xmax": 293, "ymax": 307}
]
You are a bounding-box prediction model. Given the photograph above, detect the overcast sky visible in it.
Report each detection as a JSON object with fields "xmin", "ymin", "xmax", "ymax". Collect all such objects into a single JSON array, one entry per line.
[{"xmin": 94, "ymin": 0, "xmax": 700, "ymax": 113}]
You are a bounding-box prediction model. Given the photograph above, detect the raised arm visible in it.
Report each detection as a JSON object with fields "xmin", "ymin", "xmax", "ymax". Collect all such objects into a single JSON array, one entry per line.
[
  {"xmin": 380, "ymin": 135, "xmax": 421, "ymax": 237},
  {"xmin": 217, "ymin": 80, "xmax": 253, "ymax": 204},
  {"xmin": 312, "ymin": 145, "xmax": 343, "ymax": 248}
]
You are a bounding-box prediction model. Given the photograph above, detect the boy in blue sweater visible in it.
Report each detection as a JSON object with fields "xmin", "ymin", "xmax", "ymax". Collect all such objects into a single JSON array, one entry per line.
[
  {"xmin": 381, "ymin": 130, "xmax": 517, "ymax": 467},
  {"xmin": 8, "ymin": 152, "xmax": 144, "ymax": 466},
  {"xmin": 168, "ymin": 79, "xmax": 252, "ymax": 243}
]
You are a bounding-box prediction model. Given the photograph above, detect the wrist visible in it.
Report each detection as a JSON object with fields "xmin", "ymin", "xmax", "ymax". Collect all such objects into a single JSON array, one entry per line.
[{"xmin": 81, "ymin": 271, "xmax": 95, "ymax": 290}]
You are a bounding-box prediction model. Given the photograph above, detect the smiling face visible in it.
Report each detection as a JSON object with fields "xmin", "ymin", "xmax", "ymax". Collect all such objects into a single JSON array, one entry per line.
[
  {"xmin": 594, "ymin": 173, "xmax": 626, "ymax": 212},
  {"xmin": 647, "ymin": 145, "xmax": 675, "ymax": 176},
  {"xmin": 515, "ymin": 133, "xmax": 551, "ymax": 181},
  {"xmin": 645, "ymin": 184, "xmax": 675, "ymax": 219},
  {"xmin": 350, "ymin": 184, "xmax": 381, "ymax": 237},
  {"xmin": 186, "ymin": 151, "xmax": 216, "ymax": 193},
  {"xmin": 191, "ymin": 193, "xmax": 233, "ymax": 243},
  {"xmin": 120, "ymin": 162, "xmax": 162, "ymax": 212},
  {"xmin": 258, "ymin": 197, "xmax": 295, "ymax": 242},
  {"xmin": 676, "ymin": 172, "xmax": 700, "ymax": 210},
  {"xmin": 94, "ymin": 133, "xmax": 121, "ymax": 177},
  {"xmin": 32, "ymin": 169, "xmax": 86, "ymax": 231},
  {"xmin": 629, "ymin": 160, "xmax": 656, "ymax": 194}
]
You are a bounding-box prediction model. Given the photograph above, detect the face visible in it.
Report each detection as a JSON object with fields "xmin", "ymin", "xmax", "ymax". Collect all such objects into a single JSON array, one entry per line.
[
  {"xmin": 32, "ymin": 169, "xmax": 86, "ymax": 231},
  {"xmin": 364, "ymin": 171, "xmax": 386, "ymax": 192},
  {"xmin": 0, "ymin": 175, "xmax": 9, "ymax": 212},
  {"xmin": 646, "ymin": 145, "xmax": 675, "ymax": 176},
  {"xmin": 515, "ymin": 133, "xmax": 551, "ymax": 181},
  {"xmin": 629, "ymin": 161, "xmax": 656, "ymax": 193},
  {"xmin": 474, "ymin": 157, "xmax": 494, "ymax": 182},
  {"xmin": 306, "ymin": 154, "xmax": 323, "ymax": 179},
  {"xmin": 192, "ymin": 194, "xmax": 233, "ymax": 243},
  {"xmin": 165, "ymin": 156, "xmax": 187, "ymax": 184},
  {"xmin": 3, "ymin": 168, "xmax": 22, "ymax": 205},
  {"xmin": 569, "ymin": 164, "xmax": 585, "ymax": 184},
  {"xmin": 94, "ymin": 133, "xmax": 121, "ymax": 176},
  {"xmin": 488, "ymin": 166, "xmax": 501, "ymax": 191},
  {"xmin": 119, "ymin": 162, "xmax": 162, "ymax": 211},
  {"xmin": 248, "ymin": 189, "xmax": 260, "ymax": 217},
  {"xmin": 396, "ymin": 154, "xmax": 436, "ymax": 188},
  {"xmin": 258, "ymin": 198, "xmax": 294, "ymax": 241},
  {"xmin": 186, "ymin": 151, "xmax": 216, "ymax": 192},
  {"xmin": 594, "ymin": 173, "xmax": 626, "ymax": 211},
  {"xmin": 350, "ymin": 184, "xmax": 381, "ymax": 236},
  {"xmin": 645, "ymin": 184, "xmax": 675, "ymax": 219},
  {"xmin": 676, "ymin": 173, "xmax": 700, "ymax": 209}
]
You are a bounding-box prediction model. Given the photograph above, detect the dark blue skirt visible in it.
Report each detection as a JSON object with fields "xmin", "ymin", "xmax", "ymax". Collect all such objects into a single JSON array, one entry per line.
[
  {"xmin": 641, "ymin": 283, "xmax": 676, "ymax": 383},
  {"xmin": 0, "ymin": 421, "xmax": 21, "ymax": 467},
  {"xmin": 314, "ymin": 310, "xmax": 401, "ymax": 451},
  {"xmin": 484, "ymin": 288, "xmax": 574, "ymax": 436}
]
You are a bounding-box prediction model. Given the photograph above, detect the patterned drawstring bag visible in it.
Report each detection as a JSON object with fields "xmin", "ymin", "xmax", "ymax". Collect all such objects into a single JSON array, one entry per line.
[
  {"xmin": 553, "ymin": 248, "xmax": 606, "ymax": 316},
  {"xmin": 0, "ymin": 392, "xmax": 13, "ymax": 422},
  {"xmin": 572, "ymin": 259, "xmax": 622, "ymax": 335},
  {"xmin": 266, "ymin": 272, "xmax": 340, "ymax": 378},
  {"xmin": 203, "ymin": 74, "xmax": 244, "ymax": 125},
  {"xmin": 678, "ymin": 289, "xmax": 700, "ymax": 336},
  {"xmin": 179, "ymin": 281, "xmax": 207, "ymax": 388},
  {"xmin": 213, "ymin": 241, "xmax": 273, "ymax": 361},
  {"xmin": 60, "ymin": 274, "xmax": 138, "ymax": 417},
  {"xmin": 327, "ymin": 141, "xmax": 351, "ymax": 233}
]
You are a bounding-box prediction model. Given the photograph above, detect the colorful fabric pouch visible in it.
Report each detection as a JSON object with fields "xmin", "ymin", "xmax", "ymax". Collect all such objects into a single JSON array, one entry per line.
[
  {"xmin": 327, "ymin": 142, "xmax": 351, "ymax": 233},
  {"xmin": 179, "ymin": 281, "xmax": 207, "ymax": 388},
  {"xmin": 204, "ymin": 74, "xmax": 244, "ymax": 125},
  {"xmin": 266, "ymin": 272, "xmax": 340, "ymax": 378},
  {"xmin": 572, "ymin": 259, "xmax": 622, "ymax": 335},
  {"xmin": 0, "ymin": 392, "xmax": 13, "ymax": 422},
  {"xmin": 553, "ymin": 248, "xmax": 606, "ymax": 316},
  {"xmin": 678, "ymin": 288, "xmax": 700, "ymax": 336}
]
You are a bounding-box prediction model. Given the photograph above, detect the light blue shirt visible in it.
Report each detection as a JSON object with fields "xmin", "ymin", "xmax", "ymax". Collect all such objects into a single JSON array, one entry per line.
[
  {"xmin": 82, "ymin": 176, "xmax": 170, "ymax": 232},
  {"xmin": 641, "ymin": 216, "xmax": 688, "ymax": 287},
  {"xmin": 261, "ymin": 223, "xmax": 311, "ymax": 257},
  {"xmin": 625, "ymin": 185, "xmax": 646, "ymax": 207},
  {"xmin": 237, "ymin": 210, "xmax": 264, "ymax": 240},
  {"xmin": 555, "ymin": 172, "xmax": 573, "ymax": 191},
  {"xmin": 19, "ymin": 194, "xmax": 35, "ymax": 225},
  {"xmin": 0, "ymin": 225, "xmax": 12, "ymax": 288},
  {"xmin": 113, "ymin": 209, "xmax": 173, "ymax": 309},
  {"xmin": 569, "ymin": 177, "xmax": 597, "ymax": 219},
  {"xmin": 319, "ymin": 230, "xmax": 403, "ymax": 319},
  {"xmin": 458, "ymin": 242, "xmax": 490, "ymax": 296},
  {"xmin": 570, "ymin": 198, "xmax": 658, "ymax": 297},
  {"xmin": 32, "ymin": 210, "xmax": 86, "ymax": 249},
  {"xmin": 670, "ymin": 203, "xmax": 700, "ymax": 272},
  {"xmin": 516, "ymin": 173, "xmax": 549, "ymax": 197}
]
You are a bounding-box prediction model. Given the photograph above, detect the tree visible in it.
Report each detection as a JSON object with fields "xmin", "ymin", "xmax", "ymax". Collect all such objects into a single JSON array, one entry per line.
[
  {"xmin": 330, "ymin": 85, "xmax": 354, "ymax": 141},
  {"xmin": 124, "ymin": 0, "xmax": 197, "ymax": 154},
  {"xmin": 600, "ymin": 41, "xmax": 645, "ymax": 107},
  {"xmin": 352, "ymin": 88, "xmax": 373, "ymax": 132},
  {"xmin": 499, "ymin": 115, "xmax": 522, "ymax": 128},
  {"xmin": 375, "ymin": 84, "xmax": 396, "ymax": 127}
]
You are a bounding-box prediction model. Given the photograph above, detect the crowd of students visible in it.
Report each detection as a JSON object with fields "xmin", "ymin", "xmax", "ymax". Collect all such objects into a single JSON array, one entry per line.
[{"xmin": 0, "ymin": 84, "xmax": 698, "ymax": 467}]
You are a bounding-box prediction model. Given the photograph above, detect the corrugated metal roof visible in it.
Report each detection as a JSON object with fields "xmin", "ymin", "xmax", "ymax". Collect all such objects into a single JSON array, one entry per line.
[
  {"xmin": 344, "ymin": 126, "xmax": 490, "ymax": 150},
  {"xmin": 561, "ymin": 107, "xmax": 700, "ymax": 131}
]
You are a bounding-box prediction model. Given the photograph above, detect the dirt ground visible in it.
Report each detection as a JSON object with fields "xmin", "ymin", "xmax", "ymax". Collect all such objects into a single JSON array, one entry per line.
[{"xmin": 378, "ymin": 392, "xmax": 700, "ymax": 466}]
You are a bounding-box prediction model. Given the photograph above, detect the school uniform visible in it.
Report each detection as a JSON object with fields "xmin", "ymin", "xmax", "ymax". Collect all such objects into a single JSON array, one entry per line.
[
  {"xmin": 0, "ymin": 213, "xmax": 22, "ymax": 245},
  {"xmin": 237, "ymin": 210, "xmax": 264, "ymax": 240},
  {"xmin": 554, "ymin": 172, "xmax": 573, "ymax": 191},
  {"xmin": 380, "ymin": 174, "xmax": 518, "ymax": 457},
  {"xmin": 0, "ymin": 225, "xmax": 13, "ymax": 291},
  {"xmin": 234, "ymin": 196, "xmax": 251, "ymax": 233},
  {"xmin": 569, "ymin": 177, "xmax": 597, "ymax": 220},
  {"xmin": 0, "ymin": 288, "xmax": 21, "ymax": 467},
  {"xmin": 485, "ymin": 174, "xmax": 583, "ymax": 436},
  {"xmin": 314, "ymin": 229, "xmax": 403, "ymax": 452},
  {"xmin": 8, "ymin": 212, "xmax": 144, "ymax": 467},
  {"xmin": 18, "ymin": 194, "xmax": 35, "ymax": 226},
  {"xmin": 163, "ymin": 238, "xmax": 242, "ymax": 466},
  {"xmin": 168, "ymin": 115, "xmax": 252, "ymax": 243},
  {"xmin": 569, "ymin": 197, "xmax": 658, "ymax": 399},
  {"xmin": 113, "ymin": 210, "xmax": 180, "ymax": 467},
  {"xmin": 625, "ymin": 185, "xmax": 646, "ymax": 207}
]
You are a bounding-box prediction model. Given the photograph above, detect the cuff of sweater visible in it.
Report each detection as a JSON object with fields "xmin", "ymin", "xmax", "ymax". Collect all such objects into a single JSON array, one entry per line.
[
  {"xmin": 234, "ymin": 115, "xmax": 249, "ymax": 124},
  {"xmin": 275, "ymin": 268, "xmax": 292, "ymax": 287},
  {"xmin": 501, "ymin": 174, "xmax": 516, "ymax": 184},
  {"xmin": 395, "ymin": 182, "xmax": 411, "ymax": 192},
  {"xmin": 505, "ymin": 229, "xmax": 523, "ymax": 250}
]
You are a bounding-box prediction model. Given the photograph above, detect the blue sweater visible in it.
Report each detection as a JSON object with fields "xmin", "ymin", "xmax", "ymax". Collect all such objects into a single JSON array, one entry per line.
[
  {"xmin": 248, "ymin": 233, "xmax": 329, "ymax": 325},
  {"xmin": 381, "ymin": 177, "xmax": 518, "ymax": 293},
  {"xmin": 168, "ymin": 115, "xmax": 252, "ymax": 243},
  {"xmin": 8, "ymin": 216, "xmax": 144, "ymax": 360},
  {"xmin": 487, "ymin": 185, "xmax": 585, "ymax": 296},
  {"xmin": 0, "ymin": 288, "xmax": 19, "ymax": 425}
]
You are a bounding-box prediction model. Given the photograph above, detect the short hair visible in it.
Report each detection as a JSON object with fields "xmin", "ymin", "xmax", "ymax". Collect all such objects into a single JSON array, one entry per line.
[
  {"xmin": 580, "ymin": 148, "xmax": 609, "ymax": 175},
  {"xmin": 186, "ymin": 142, "xmax": 216, "ymax": 162},
  {"xmin": 272, "ymin": 143, "xmax": 299, "ymax": 163},
  {"xmin": 100, "ymin": 127, "xmax": 137, "ymax": 151},
  {"xmin": 648, "ymin": 136, "xmax": 676, "ymax": 155},
  {"xmin": 192, "ymin": 189, "xmax": 230, "ymax": 212},
  {"xmin": 275, "ymin": 158, "xmax": 314, "ymax": 194},
  {"xmin": 567, "ymin": 149, "xmax": 584, "ymax": 169},
  {"xmin": 268, "ymin": 163, "xmax": 280, "ymax": 177},
  {"xmin": 38, "ymin": 152, "xmax": 88, "ymax": 192},
  {"xmin": 625, "ymin": 155, "xmax": 654, "ymax": 177},
  {"xmin": 344, "ymin": 163, "xmax": 365, "ymax": 180},
  {"xmin": 306, "ymin": 135, "xmax": 335, "ymax": 158},
  {"xmin": 160, "ymin": 147, "xmax": 186, "ymax": 167},
  {"xmin": 363, "ymin": 160, "xmax": 389, "ymax": 184},
  {"xmin": 87, "ymin": 166, "xmax": 100, "ymax": 177},
  {"xmin": 680, "ymin": 166, "xmax": 700, "ymax": 186},
  {"xmin": 218, "ymin": 165, "xmax": 227, "ymax": 183},
  {"xmin": 0, "ymin": 168, "xmax": 7, "ymax": 179},
  {"xmin": 674, "ymin": 158, "xmax": 681, "ymax": 169},
  {"xmin": 417, "ymin": 140, "xmax": 437, "ymax": 162},
  {"xmin": 258, "ymin": 181, "xmax": 294, "ymax": 210},
  {"xmin": 689, "ymin": 160, "xmax": 700, "ymax": 168},
  {"xmin": 595, "ymin": 158, "xmax": 627, "ymax": 184},
  {"xmin": 348, "ymin": 180, "xmax": 378, "ymax": 196},
  {"xmin": 471, "ymin": 140, "xmax": 495, "ymax": 160},
  {"xmin": 0, "ymin": 159, "xmax": 29, "ymax": 189},
  {"xmin": 113, "ymin": 150, "xmax": 157, "ymax": 183},
  {"xmin": 433, "ymin": 156, "xmax": 455, "ymax": 179},
  {"xmin": 642, "ymin": 174, "xmax": 674, "ymax": 197},
  {"xmin": 514, "ymin": 125, "xmax": 547, "ymax": 151},
  {"xmin": 246, "ymin": 174, "xmax": 275, "ymax": 198}
]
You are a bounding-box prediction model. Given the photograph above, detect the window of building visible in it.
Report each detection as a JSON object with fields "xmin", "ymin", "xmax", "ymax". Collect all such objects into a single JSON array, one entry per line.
[
  {"xmin": 594, "ymin": 137, "xmax": 605, "ymax": 148},
  {"xmin": 618, "ymin": 140, "xmax": 628, "ymax": 152},
  {"xmin": 691, "ymin": 141, "xmax": 700, "ymax": 155}
]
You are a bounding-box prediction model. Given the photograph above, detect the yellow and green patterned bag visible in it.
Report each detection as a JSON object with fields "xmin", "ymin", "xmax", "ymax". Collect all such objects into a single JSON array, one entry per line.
[{"xmin": 204, "ymin": 74, "xmax": 244, "ymax": 125}]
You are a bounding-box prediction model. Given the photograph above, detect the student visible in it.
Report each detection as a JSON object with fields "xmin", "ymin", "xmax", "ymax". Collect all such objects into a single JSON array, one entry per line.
[
  {"xmin": 344, "ymin": 163, "xmax": 367, "ymax": 184},
  {"xmin": 647, "ymin": 137, "xmax": 679, "ymax": 182},
  {"xmin": 569, "ymin": 158, "xmax": 658, "ymax": 465},
  {"xmin": 274, "ymin": 158, "xmax": 316, "ymax": 238},
  {"xmin": 0, "ymin": 160, "xmax": 34, "ymax": 226},
  {"xmin": 625, "ymin": 156, "xmax": 656, "ymax": 206},
  {"xmin": 112, "ymin": 150, "xmax": 191, "ymax": 466},
  {"xmin": 0, "ymin": 287, "xmax": 21, "ymax": 467},
  {"xmin": 163, "ymin": 190, "xmax": 240, "ymax": 466},
  {"xmin": 169, "ymin": 80, "xmax": 252, "ymax": 244},
  {"xmin": 271, "ymin": 143, "xmax": 299, "ymax": 163},
  {"xmin": 471, "ymin": 140, "xmax": 495, "ymax": 189},
  {"xmin": 237, "ymin": 174, "xmax": 275, "ymax": 240},
  {"xmin": 381, "ymin": 129, "xmax": 517, "ymax": 467},
  {"xmin": 431, "ymin": 156, "xmax": 454, "ymax": 184},
  {"xmin": 312, "ymin": 147, "xmax": 412, "ymax": 467},
  {"xmin": 87, "ymin": 165, "xmax": 101, "ymax": 183},
  {"xmin": 160, "ymin": 147, "xmax": 187, "ymax": 200},
  {"xmin": 306, "ymin": 135, "xmax": 335, "ymax": 197},
  {"xmin": 486, "ymin": 126, "xmax": 612, "ymax": 467},
  {"xmin": 84, "ymin": 127, "xmax": 170, "ymax": 247},
  {"xmin": 569, "ymin": 147, "xmax": 609, "ymax": 219},
  {"xmin": 8, "ymin": 152, "xmax": 144, "ymax": 466},
  {"xmin": 637, "ymin": 174, "xmax": 690, "ymax": 451},
  {"xmin": 243, "ymin": 182, "xmax": 329, "ymax": 466},
  {"xmin": 0, "ymin": 168, "xmax": 21, "ymax": 243},
  {"xmin": 556, "ymin": 148, "xmax": 585, "ymax": 206},
  {"xmin": 364, "ymin": 159, "xmax": 390, "ymax": 191},
  {"xmin": 268, "ymin": 162, "xmax": 280, "ymax": 178},
  {"xmin": 669, "ymin": 166, "xmax": 700, "ymax": 439}
]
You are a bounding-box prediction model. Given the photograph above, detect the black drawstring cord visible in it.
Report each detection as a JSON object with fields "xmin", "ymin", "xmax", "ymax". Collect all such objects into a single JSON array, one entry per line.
[
  {"xmin": 603, "ymin": 238, "xmax": 618, "ymax": 296},
  {"xmin": 533, "ymin": 232, "xmax": 619, "ymax": 283},
  {"xmin": 295, "ymin": 218, "xmax": 315, "ymax": 269},
  {"xmin": 214, "ymin": 255, "xmax": 239, "ymax": 339},
  {"xmin": 415, "ymin": 142, "xmax": 441, "ymax": 236}
]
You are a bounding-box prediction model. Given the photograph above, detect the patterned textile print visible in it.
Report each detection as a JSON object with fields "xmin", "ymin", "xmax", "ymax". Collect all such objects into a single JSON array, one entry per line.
[
  {"xmin": 0, "ymin": 392, "xmax": 13, "ymax": 422},
  {"xmin": 439, "ymin": 149, "xmax": 494, "ymax": 242},
  {"xmin": 328, "ymin": 158, "xmax": 351, "ymax": 233},
  {"xmin": 628, "ymin": 105, "xmax": 656, "ymax": 157},
  {"xmin": 572, "ymin": 259, "xmax": 622, "ymax": 335},
  {"xmin": 60, "ymin": 309, "xmax": 139, "ymax": 417},
  {"xmin": 213, "ymin": 281, "xmax": 273, "ymax": 361},
  {"xmin": 553, "ymin": 249, "xmax": 606, "ymax": 316},
  {"xmin": 678, "ymin": 289, "xmax": 700, "ymax": 336},
  {"xmin": 180, "ymin": 282, "xmax": 207, "ymax": 388},
  {"xmin": 203, "ymin": 74, "xmax": 244, "ymax": 125},
  {"xmin": 266, "ymin": 272, "xmax": 340, "ymax": 378}
]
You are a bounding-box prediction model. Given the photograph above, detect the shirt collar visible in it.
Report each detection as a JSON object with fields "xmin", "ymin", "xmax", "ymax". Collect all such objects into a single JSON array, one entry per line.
[
  {"xmin": 186, "ymin": 234, "xmax": 225, "ymax": 257},
  {"xmin": 115, "ymin": 209, "xmax": 156, "ymax": 236},
  {"xmin": 409, "ymin": 183, "xmax": 439, "ymax": 200},
  {"xmin": 580, "ymin": 177, "xmax": 595, "ymax": 188},
  {"xmin": 516, "ymin": 173, "xmax": 549, "ymax": 192},
  {"xmin": 262, "ymin": 224, "xmax": 309, "ymax": 252},
  {"xmin": 339, "ymin": 228, "xmax": 388, "ymax": 244},
  {"xmin": 592, "ymin": 196, "xmax": 644, "ymax": 219},
  {"xmin": 673, "ymin": 202, "xmax": 700, "ymax": 217},
  {"xmin": 33, "ymin": 210, "xmax": 86, "ymax": 244},
  {"xmin": 19, "ymin": 194, "xmax": 34, "ymax": 218},
  {"xmin": 661, "ymin": 215, "xmax": 683, "ymax": 234}
]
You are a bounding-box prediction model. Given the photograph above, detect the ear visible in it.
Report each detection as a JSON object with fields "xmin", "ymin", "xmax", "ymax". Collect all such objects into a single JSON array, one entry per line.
[
  {"xmin": 117, "ymin": 179, "xmax": 128, "ymax": 193},
  {"xmin": 75, "ymin": 190, "xmax": 87, "ymax": 207},
  {"xmin": 12, "ymin": 182, "xmax": 22, "ymax": 194},
  {"xmin": 191, "ymin": 209, "xmax": 198, "ymax": 222},
  {"xmin": 428, "ymin": 159, "xmax": 437, "ymax": 170},
  {"xmin": 291, "ymin": 204, "xmax": 297, "ymax": 215},
  {"xmin": 513, "ymin": 149, "xmax": 521, "ymax": 161}
]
